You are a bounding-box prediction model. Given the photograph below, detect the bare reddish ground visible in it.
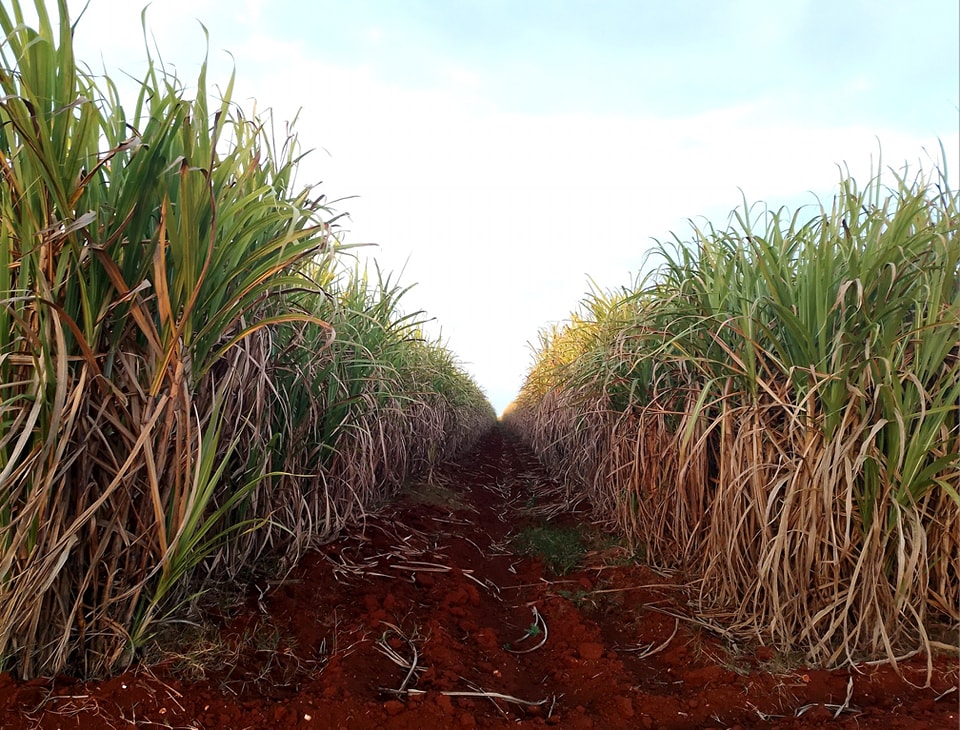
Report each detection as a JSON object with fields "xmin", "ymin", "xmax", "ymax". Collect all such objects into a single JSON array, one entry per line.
[{"xmin": 1, "ymin": 427, "xmax": 957, "ymax": 729}]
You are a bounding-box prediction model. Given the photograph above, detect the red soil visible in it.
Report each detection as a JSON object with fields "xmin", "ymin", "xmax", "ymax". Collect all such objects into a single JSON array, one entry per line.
[{"xmin": 1, "ymin": 427, "xmax": 957, "ymax": 729}]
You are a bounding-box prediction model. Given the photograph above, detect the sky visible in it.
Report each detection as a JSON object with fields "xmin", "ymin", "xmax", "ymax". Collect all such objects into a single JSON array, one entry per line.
[{"xmin": 58, "ymin": 0, "xmax": 960, "ymax": 414}]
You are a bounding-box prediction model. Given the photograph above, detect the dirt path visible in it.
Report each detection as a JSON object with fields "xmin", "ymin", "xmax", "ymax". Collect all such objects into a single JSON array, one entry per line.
[{"xmin": 1, "ymin": 427, "xmax": 957, "ymax": 729}]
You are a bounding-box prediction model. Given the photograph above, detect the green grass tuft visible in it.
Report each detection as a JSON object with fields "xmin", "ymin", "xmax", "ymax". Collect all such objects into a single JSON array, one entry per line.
[{"xmin": 512, "ymin": 524, "xmax": 587, "ymax": 575}]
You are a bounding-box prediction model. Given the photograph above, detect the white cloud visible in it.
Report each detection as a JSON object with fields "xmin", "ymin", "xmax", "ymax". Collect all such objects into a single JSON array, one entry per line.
[
  {"xmin": 64, "ymin": 0, "xmax": 959, "ymax": 413},
  {"xmin": 214, "ymin": 46, "xmax": 959, "ymax": 411}
]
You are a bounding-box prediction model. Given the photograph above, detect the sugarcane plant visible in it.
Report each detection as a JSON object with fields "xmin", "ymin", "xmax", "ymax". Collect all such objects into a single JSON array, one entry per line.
[
  {"xmin": 506, "ymin": 158, "xmax": 959, "ymax": 671},
  {"xmin": 0, "ymin": 0, "xmax": 495, "ymax": 679}
]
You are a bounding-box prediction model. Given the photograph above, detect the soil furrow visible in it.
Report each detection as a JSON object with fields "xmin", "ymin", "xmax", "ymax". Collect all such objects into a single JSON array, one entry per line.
[{"xmin": 1, "ymin": 426, "xmax": 956, "ymax": 728}]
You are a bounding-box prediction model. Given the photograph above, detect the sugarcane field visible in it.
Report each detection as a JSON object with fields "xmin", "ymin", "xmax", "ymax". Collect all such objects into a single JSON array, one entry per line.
[{"xmin": 0, "ymin": 1, "xmax": 957, "ymax": 728}]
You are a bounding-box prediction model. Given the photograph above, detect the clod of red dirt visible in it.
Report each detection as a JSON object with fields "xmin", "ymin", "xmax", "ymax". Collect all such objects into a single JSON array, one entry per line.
[{"xmin": 1, "ymin": 427, "xmax": 957, "ymax": 728}]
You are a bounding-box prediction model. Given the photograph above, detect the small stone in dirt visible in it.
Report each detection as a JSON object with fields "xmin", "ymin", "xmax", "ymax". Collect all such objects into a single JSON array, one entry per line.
[
  {"xmin": 615, "ymin": 696, "xmax": 634, "ymax": 717},
  {"xmin": 415, "ymin": 572, "xmax": 435, "ymax": 588},
  {"xmin": 578, "ymin": 642, "xmax": 605, "ymax": 661},
  {"xmin": 384, "ymin": 699, "xmax": 405, "ymax": 716}
]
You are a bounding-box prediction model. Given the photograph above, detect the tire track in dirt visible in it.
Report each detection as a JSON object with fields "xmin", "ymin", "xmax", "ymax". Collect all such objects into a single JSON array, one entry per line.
[{"xmin": 1, "ymin": 426, "xmax": 957, "ymax": 728}]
